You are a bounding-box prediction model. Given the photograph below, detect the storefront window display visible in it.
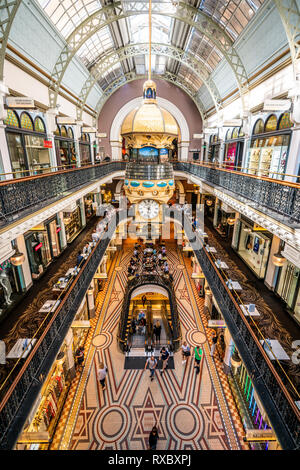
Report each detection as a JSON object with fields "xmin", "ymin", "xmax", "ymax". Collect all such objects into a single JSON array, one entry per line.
[
  {"xmin": 54, "ymin": 125, "xmax": 77, "ymax": 170},
  {"xmin": 206, "ymin": 134, "xmax": 221, "ymax": 163},
  {"xmin": 84, "ymin": 194, "xmax": 96, "ymax": 220},
  {"xmin": 235, "ymin": 218, "xmax": 272, "ymax": 279},
  {"xmin": 4, "ymin": 110, "xmax": 51, "ymax": 178},
  {"xmin": 275, "ymin": 260, "xmax": 300, "ymax": 324},
  {"xmin": 223, "ymin": 127, "xmax": 245, "ymax": 170},
  {"xmin": 16, "ymin": 353, "xmax": 69, "ymax": 450},
  {"xmin": 63, "ymin": 204, "xmax": 83, "ymax": 243},
  {"xmin": 25, "ymin": 226, "xmax": 52, "ymax": 279},
  {"xmin": 246, "ymin": 113, "xmax": 293, "ymax": 179},
  {"xmin": 79, "ymin": 133, "xmax": 91, "ymax": 165},
  {"xmin": 0, "ymin": 258, "xmax": 24, "ymax": 322},
  {"xmin": 45, "ymin": 216, "xmax": 62, "ymax": 258}
]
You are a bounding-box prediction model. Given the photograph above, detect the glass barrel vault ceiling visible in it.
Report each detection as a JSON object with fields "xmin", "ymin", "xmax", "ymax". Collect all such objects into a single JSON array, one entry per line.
[{"xmin": 37, "ymin": 0, "xmax": 266, "ymax": 105}]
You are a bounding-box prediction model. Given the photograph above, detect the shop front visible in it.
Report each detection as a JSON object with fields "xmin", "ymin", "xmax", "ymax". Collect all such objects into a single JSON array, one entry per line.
[
  {"xmin": 274, "ymin": 244, "xmax": 300, "ymax": 325},
  {"xmin": 25, "ymin": 226, "xmax": 53, "ymax": 279},
  {"xmin": 54, "ymin": 125, "xmax": 77, "ymax": 170},
  {"xmin": 4, "ymin": 110, "xmax": 51, "ymax": 178},
  {"xmin": 63, "ymin": 201, "xmax": 83, "ymax": 243},
  {"xmin": 234, "ymin": 216, "xmax": 272, "ymax": 279},
  {"xmin": 16, "ymin": 347, "xmax": 70, "ymax": 450},
  {"xmin": 206, "ymin": 134, "xmax": 221, "ymax": 163},
  {"xmin": 245, "ymin": 113, "xmax": 293, "ymax": 179},
  {"xmin": 79, "ymin": 133, "xmax": 92, "ymax": 166},
  {"xmin": 0, "ymin": 250, "xmax": 25, "ymax": 323},
  {"xmin": 84, "ymin": 194, "xmax": 97, "ymax": 220},
  {"xmin": 214, "ymin": 201, "xmax": 236, "ymax": 238},
  {"xmin": 223, "ymin": 127, "xmax": 245, "ymax": 170}
]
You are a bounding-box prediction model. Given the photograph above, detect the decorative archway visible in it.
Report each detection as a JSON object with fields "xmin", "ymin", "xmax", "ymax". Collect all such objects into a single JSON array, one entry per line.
[{"xmin": 109, "ymin": 97, "xmax": 190, "ymax": 161}]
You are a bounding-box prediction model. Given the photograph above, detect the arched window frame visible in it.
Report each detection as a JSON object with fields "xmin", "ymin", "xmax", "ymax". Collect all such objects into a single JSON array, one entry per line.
[
  {"xmin": 34, "ymin": 116, "xmax": 46, "ymax": 134},
  {"xmin": 4, "ymin": 109, "xmax": 20, "ymax": 128},
  {"xmin": 264, "ymin": 114, "xmax": 278, "ymax": 133},
  {"xmin": 253, "ymin": 118, "xmax": 265, "ymax": 135}
]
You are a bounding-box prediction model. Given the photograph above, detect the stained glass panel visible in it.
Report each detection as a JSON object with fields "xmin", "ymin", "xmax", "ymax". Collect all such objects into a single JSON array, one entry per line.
[
  {"xmin": 253, "ymin": 119, "xmax": 264, "ymax": 135},
  {"xmin": 61, "ymin": 126, "xmax": 68, "ymax": 137},
  {"xmin": 278, "ymin": 113, "xmax": 293, "ymax": 130},
  {"xmin": 34, "ymin": 117, "xmax": 46, "ymax": 133},
  {"xmin": 265, "ymin": 115, "xmax": 278, "ymax": 133},
  {"xmin": 68, "ymin": 127, "xmax": 74, "ymax": 139},
  {"xmin": 4, "ymin": 109, "xmax": 19, "ymax": 127},
  {"xmin": 20, "ymin": 113, "xmax": 34, "ymax": 131}
]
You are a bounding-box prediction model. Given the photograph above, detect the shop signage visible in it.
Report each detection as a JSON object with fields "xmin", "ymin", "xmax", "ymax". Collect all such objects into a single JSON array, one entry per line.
[
  {"xmin": 253, "ymin": 223, "xmax": 267, "ymax": 231},
  {"xmin": 204, "ymin": 128, "xmax": 217, "ymax": 135},
  {"xmin": 57, "ymin": 116, "xmax": 77, "ymax": 125},
  {"xmin": 6, "ymin": 96, "xmax": 35, "ymax": 108},
  {"xmin": 34, "ymin": 243, "xmax": 43, "ymax": 251},
  {"xmin": 96, "ymin": 133, "xmax": 107, "ymax": 138},
  {"xmin": 82, "ymin": 127, "xmax": 96, "ymax": 133},
  {"xmin": 282, "ymin": 243, "xmax": 300, "ymax": 268},
  {"xmin": 263, "ymin": 99, "xmax": 291, "ymax": 112},
  {"xmin": 193, "ymin": 133, "xmax": 204, "ymax": 139},
  {"xmin": 222, "ymin": 119, "xmax": 242, "ymax": 127},
  {"xmin": 43, "ymin": 140, "xmax": 52, "ymax": 148},
  {"xmin": 244, "ymin": 429, "xmax": 276, "ymax": 442},
  {"xmin": 207, "ymin": 320, "xmax": 226, "ymax": 328}
]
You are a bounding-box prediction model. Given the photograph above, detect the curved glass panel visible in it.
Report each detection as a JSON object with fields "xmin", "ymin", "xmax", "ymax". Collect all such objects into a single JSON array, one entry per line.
[
  {"xmin": 34, "ymin": 117, "xmax": 46, "ymax": 133},
  {"xmin": 20, "ymin": 113, "xmax": 33, "ymax": 131},
  {"xmin": 253, "ymin": 119, "xmax": 264, "ymax": 135},
  {"xmin": 265, "ymin": 115, "xmax": 278, "ymax": 133},
  {"xmin": 278, "ymin": 112, "xmax": 293, "ymax": 130},
  {"xmin": 61, "ymin": 126, "xmax": 68, "ymax": 137},
  {"xmin": 142, "ymin": 181, "xmax": 155, "ymax": 188},
  {"xmin": 4, "ymin": 110, "xmax": 19, "ymax": 128}
]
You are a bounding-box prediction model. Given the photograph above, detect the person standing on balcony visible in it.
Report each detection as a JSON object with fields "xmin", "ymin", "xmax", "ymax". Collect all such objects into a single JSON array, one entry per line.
[{"xmin": 210, "ymin": 332, "xmax": 218, "ymax": 358}]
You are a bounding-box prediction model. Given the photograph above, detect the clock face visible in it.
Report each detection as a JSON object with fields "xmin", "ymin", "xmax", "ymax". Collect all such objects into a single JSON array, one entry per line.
[{"xmin": 138, "ymin": 199, "xmax": 160, "ymax": 219}]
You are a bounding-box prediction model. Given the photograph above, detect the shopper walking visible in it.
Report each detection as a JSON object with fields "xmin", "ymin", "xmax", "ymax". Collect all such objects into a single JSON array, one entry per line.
[
  {"xmin": 142, "ymin": 294, "xmax": 147, "ymax": 307},
  {"xmin": 148, "ymin": 426, "xmax": 159, "ymax": 450},
  {"xmin": 97, "ymin": 362, "xmax": 108, "ymax": 390},
  {"xmin": 144, "ymin": 355, "xmax": 157, "ymax": 381},
  {"xmin": 210, "ymin": 332, "xmax": 218, "ymax": 357},
  {"xmin": 75, "ymin": 346, "xmax": 84, "ymax": 371},
  {"xmin": 194, "ymin": 345, "xmax": 203, "ymax": 374},
  {"xmin": 159, "ymin": 347, "xmax": 170, "ymax": 374},
  {"xmin": 153, "ymin": 320, "xmax": 161, "ymax": 344},
  {"xmin": 181, "ymin": 341, "xmax": 191, "ymax": 364}
]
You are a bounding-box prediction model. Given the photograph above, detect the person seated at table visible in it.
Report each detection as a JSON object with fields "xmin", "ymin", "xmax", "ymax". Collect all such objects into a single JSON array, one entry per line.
[
  {"xmin": 82, "ymin": 243, "xmax": 91, "ymax": 255},
  {"xmin": 76, "ymin": 250, "xmax": 84, "ymax": 266},
  {"xmin": 92, "ymin": 230, "xmax": 100, "ymax": 242}
]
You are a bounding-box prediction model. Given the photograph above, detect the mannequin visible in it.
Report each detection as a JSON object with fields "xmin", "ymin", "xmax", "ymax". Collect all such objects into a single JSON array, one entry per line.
[{"xmin": 0, "ymin": 270, "xmax": 13, "ymax": 305}]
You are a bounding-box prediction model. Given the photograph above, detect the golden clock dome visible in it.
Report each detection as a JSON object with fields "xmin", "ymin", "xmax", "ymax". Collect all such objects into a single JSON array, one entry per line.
[{"xmin": 121, "ymin": 103, "xmax": 178, "ymax": 135}]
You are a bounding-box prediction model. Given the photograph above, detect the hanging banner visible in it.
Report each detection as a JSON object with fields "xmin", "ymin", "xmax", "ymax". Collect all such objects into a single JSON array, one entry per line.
[
  {"xmin": 43, "ymin": 140, "xmax": 52, "ymax": 148},
  {"xmin": 57, "ymin": 117, "xmax": 77, "ymax": 125}
]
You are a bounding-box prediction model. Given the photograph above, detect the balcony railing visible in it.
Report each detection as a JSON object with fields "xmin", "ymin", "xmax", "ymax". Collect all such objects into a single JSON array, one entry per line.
[
  {"xmin": 118, "ymin": 274, "xmax": 181, "ymax": 352},
  {"xmin": 0, "ymin": 209, "xmax": 126, "ymax": 450},
  {"xmin": 167, "ymin": 207, "xmax": 300, "ymax": 450},
  {"xmin": 0, "ymin": 161, "xmax": 126, "ymax": 227},
  {"xmin": 125, "ymin": 162, "xmax": 174, "ymax": 180},
  {"xmin": 173, "ymin": 162, "xmax": 300, "ymax": 225}
]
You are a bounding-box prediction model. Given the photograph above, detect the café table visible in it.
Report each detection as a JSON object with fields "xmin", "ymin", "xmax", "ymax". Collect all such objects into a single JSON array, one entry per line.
[
  {"xmin": 239, "ymin": 304, "xmax": 260, "ymax": 317},
  {"xmin": 6, "ymin": 338, "xmax": 37, "ymax": 359},
  {"xmin": 215, "ymin": 260, "xmax": 229, "ymax": 269},
  {"xmin": 226, "ymin": 280, "xmax": 243, "ymax": 291},
  {"xmin": 38, "ymin": 299, "xmax": 61, "ymax": 313},
  {"xmin": 259, "ymin": 339, "xmax": 290, "ymax": 361}
]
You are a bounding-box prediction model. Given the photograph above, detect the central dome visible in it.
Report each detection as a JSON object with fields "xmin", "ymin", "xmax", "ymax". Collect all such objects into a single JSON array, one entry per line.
[{"xmin": 121, "ymin": 103, "xmax": 178, "ymax": 135}]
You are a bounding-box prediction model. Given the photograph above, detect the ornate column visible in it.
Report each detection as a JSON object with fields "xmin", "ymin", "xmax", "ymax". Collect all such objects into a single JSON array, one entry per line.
[
  {"xmin": 0, "ymin": 81, "xmax": 12, "ymax": 178},
  {"xmin": 64, "ymin": 329, "xmax": 76, "ymax": 379},
  {"xmin": 74, "ymin": 121, "xmax": 82, "ymax": 167},
  {"xmin": 44, "ymin": 107, "xmax": 59, "ymax": 170},
  {"xmin": 57, "ymin": 211, "xmax": 67, "ymax": 250},
  {"xmin": 223, "ymin": 328, "xmax": 234, "ymax": 374},
  {"xmin": 110, "ymin": 140, "xmax": 122, "ymax": 160},
  {"xmin": 178, "ymin": 141, "xmax": 189, "ymax": 161},
  {"xmin": 87, "ymin": 283, "xmax": 95, "ymax": 318},
  {"xmin": 204, "ymin": 285, "xmax": 213, "ymax": 318}
]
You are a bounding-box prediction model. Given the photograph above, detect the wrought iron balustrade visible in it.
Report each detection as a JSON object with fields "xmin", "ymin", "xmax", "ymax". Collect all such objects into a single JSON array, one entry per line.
[
  {"xmin": 173, "ymin": 162, "xmax": 300, "ymax": 225},
  {"xmin": 167, "ymin": 207, "xmax": 300, "ymax": 450},
  {"xmin": 125, "ymin": 162, "xmax": 174, "ymax": 180},
  {"xmin": 0, "ymin": 210, "xmax": 127, "ymax": 450},
  {"xmin": 0, "ymin": 162, "xmax": 126, "ymax": 226},
  {"xmin": 118, "ymin": 274, "xmax": 181, "ymax": 352}
]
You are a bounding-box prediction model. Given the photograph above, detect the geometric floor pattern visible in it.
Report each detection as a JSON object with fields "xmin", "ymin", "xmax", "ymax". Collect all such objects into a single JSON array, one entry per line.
[{"xmin": 51, "ymin": 241, "xmax": 248, "ymax": 450}]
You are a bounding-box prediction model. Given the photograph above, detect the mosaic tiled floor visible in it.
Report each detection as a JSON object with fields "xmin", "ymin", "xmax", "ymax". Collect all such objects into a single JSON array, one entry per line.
[{"xmin": 51, "ymin": 242, "xmax": 248, "ymax": 450}]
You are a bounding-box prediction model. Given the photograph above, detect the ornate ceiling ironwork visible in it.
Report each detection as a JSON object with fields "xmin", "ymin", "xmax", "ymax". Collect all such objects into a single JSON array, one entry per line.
[
  {"xmin": 47, "ymin": 1, "xmax": 249, "ymax": 111},
  {"xmin": 76, "ymin": 42, "xmax": 222, "ymax": 120}
]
